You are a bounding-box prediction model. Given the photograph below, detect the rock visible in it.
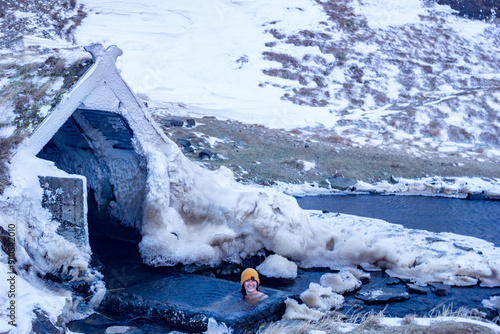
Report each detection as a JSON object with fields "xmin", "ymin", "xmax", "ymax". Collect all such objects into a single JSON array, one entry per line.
[
  {"xmin": 0, "ymin": 226, "xmax": 15, "ymax": 262},
  {"xmin": 327, "ymin": 176, "xmax": 357, "ymax": 190},
  {"xmin": 406, "ymin": 283, "xmax": 428, "ymax": 295},
  {"xmin": 32, "ymin": 310, "xmax": 60, "ymax": 334},
  {"xmin": 425, "ymin": 236, "xmax": 445, "ymax": 243},
  {"xmin": 344, "ymin": 299, "xmax": 365, "ymax": 310},
  {"xmin": 484, "ymin": 190, "xmax": 500, "ymax": 200},
  {"xmin": 67, "ymin": 313, "xmax": 118, "ymax": 333},
  {"xmin": 345, "ymin": 268, "xmax": 370, "ymax": 284},
  {"xmin": 354, "ymin": 288, "xmax": 410, "ymax": 305},
  {"xmin": 217, "ymin": 262, "xmax": 240, "ymax": 276},
  {"xmin": 437, "ymin": 0, "xmax": 499, "ymax": 20},
  {"xmin": 453, "ymin": 242, "xmax": 474, "ymax": 252},
  {"xmin": 320, "ymin": 271, "xmax": 362, "ymax": 294},
  {"xmin": 168, "ymin": 118, "xmax": 184, "ymax": 127},
  {"xmin": 430, "ymin": 283, "xmax": 451, "ymax": 296},
  {"xmin": 186, "ymin": 118, "xmax": 196, "ymax": 127},
  {"xmin": 467, "ymin": 192, "xmax": 485, "ymax": 200},
  {"xmin": 100, "ymin": 273, "xmax": 291, "ymax": 333},
  {"xmin": 257, "ymin": 254, "xmax": 298, "ymax": 279},
  {"xmin": 300, "ymin": 283, "xmax": 344, "ymax": 311},
  {"xmin": 183, "ymin": 146, "xmax": 195, "ymax": 153},
  {"xmin": 386, "ymin": 277, "xmax": 401, "ymax": 285},
  {"xmin": 282, "ymin": 298, "xmax": 324, "ymax": 321},
  {"xmin": 176, "ymin": 139, "xmax": 191, "ymax": 147},
  {"xmin": 39, "ymin": 176, "xmax": 88, "ymax": 252},
  {"xmin": 199, "ymin": 149, "xmax": 213, "ymax": 159},
  {"xmin": 105, "ymin": 326, "xmax": 142, "ymax": 334}
]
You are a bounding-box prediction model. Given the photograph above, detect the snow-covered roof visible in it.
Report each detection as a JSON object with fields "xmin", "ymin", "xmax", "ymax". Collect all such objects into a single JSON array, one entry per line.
[{"xmin": 24, "ymin": 43, "xmax": 170, "ymax": 158}]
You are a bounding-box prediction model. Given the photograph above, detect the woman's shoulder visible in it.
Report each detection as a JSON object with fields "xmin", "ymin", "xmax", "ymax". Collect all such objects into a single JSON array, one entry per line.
[{"xmin": 245, "ymin": 291, "xmax": 269, "ymax": 303}]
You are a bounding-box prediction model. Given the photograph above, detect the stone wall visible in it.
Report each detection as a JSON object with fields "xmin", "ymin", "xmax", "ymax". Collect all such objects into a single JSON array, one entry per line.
[{"xmin": 39, "ymin": 175, "xmax": 89, "ymax": 252}]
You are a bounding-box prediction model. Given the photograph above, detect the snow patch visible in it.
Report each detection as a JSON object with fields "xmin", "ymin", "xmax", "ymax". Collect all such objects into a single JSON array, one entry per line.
[
  {"xmin": 282, "ymin": 298, "xmax": 325, "ymax": 321},
  {"xmin": 482, "ymin": 295, "xmax": 500, "ymax": 312},
  {"xmin": 320, "ymin": 270, "xmax": 362, "ymax": 294},
  {"xmin": 300, "ymin": 282, "xmax": 344, "ymax": 311},
  {"xmin": 256, "ymin": 254, "xmax": 298, "ymax": 279}
]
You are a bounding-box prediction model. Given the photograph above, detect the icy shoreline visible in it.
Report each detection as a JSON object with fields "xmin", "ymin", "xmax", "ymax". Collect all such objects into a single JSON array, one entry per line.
[{"xmin": 272, "ymin": 175, "xmax": 500, "ymax": 200}]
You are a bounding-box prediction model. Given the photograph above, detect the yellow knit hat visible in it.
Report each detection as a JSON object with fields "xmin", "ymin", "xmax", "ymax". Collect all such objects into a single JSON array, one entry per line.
[{"xmin": 240, "ymin": 268, "xmax": 260, "ymax": 286}]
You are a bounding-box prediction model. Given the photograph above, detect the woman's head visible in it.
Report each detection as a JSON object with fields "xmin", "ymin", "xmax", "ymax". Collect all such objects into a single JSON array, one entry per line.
[{"xmin": 240, "ymin": 268, "xmax": 260, "ymax": 295}]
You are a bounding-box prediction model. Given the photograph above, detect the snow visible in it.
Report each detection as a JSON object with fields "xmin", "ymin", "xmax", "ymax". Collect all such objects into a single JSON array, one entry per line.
[
  {"xmin": 320, "ymin": 270, "xmax": 362, "ymax": 294},
  {"xmin": 354, "ymin": 0, "xmax": 429, "ymax": 29},
  {"xmin": 300, "ymin": 282, "xmax": 344, "ymax": 311},
  {"xmin": 282, "ymin": 298, "xmax": 325, "ymax": 321},
  {"xmin": 256, "ymin": 254, "xmax": 298, "ymax": 279},
  {"xmin": 74, "ymin": 0, "xmax": 334, "ymax": 130},
  {"xmin": 23, "ymin": 35, "xmax": 74, "ymax": 49},
  {"xmin": 299, "ymin": 160, "xmax": 316, "ymax": 172},
  {"xmin": 204, "ymin": 318, "xmax": 233, "ymax": 334},
  {"xmin": 483, "ymin": 296, "xmax": 500, "ymax": 312},
  {"xmin": 272, "ymin": 175, "xmax": 500, "ymax": 200},
  {"xmin": 0, "ymin": 259, "xmax": 69, "ymax": 334}
]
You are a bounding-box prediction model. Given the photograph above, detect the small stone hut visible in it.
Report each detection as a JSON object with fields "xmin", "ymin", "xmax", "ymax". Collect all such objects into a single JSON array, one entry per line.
[{"xmin": 26, "ymin": 43, "xmax": 174, "ymax": 246}]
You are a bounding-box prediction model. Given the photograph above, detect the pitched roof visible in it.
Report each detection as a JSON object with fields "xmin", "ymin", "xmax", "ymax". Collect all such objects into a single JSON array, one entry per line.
[{"xmin": 23, "ymin": 43, "xmax": 171, "ymax": 157}]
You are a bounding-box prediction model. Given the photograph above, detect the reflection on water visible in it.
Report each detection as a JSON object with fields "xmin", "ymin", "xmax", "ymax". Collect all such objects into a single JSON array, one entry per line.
[{"xmin": 296, "ymin": 194, "xmax": 500, "ymax": 246}]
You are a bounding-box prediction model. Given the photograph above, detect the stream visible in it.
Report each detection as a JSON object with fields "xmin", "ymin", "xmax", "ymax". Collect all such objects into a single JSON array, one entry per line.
[{"xmin": 295, "ymin": 194, "xmax": 500, "ymax": 246}]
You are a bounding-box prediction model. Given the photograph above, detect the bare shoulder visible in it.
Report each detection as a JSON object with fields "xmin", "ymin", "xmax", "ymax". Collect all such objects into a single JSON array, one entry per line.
[{"xmin": 245, "ymin": 291, "xmax": 269, "ymax": 304}]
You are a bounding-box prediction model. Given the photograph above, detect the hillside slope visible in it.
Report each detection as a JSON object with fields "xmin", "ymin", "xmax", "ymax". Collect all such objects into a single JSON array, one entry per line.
[{"xmin": 0, "ymin": 0, "xmax": 499, "ymax": 190}]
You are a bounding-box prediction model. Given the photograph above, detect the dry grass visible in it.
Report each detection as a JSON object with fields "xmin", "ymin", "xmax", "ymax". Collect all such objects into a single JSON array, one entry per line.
[
  {"xmin": 155, "ymin": 114, "xmax": 500, "ymax": 186},
  {"xmin": 259, "ymin": 0, "xmax": 500, "ymax": 150},
  {"xmin": 0, "ymin": 0, "xmax": 87, "ymax": 48},
  {"xmin": 256, "ymin": 305, "xmax": 498, "ymax": 334},
  {"xmin": 0, "ymin": 135, "xmax": 24, "ymax": 194},
  {"xmin": 1, "ymin": 55, "xmax": 92, "ymax": 134},
  {"xmin": 0, "ymin": 0, "xmax": 90, "ymax": 194}
]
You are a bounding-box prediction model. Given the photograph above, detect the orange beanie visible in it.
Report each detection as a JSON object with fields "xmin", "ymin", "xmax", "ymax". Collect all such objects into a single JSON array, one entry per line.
[{"xmin": 240, "ymin": 268, "xmax": 260, "ymax": 286}]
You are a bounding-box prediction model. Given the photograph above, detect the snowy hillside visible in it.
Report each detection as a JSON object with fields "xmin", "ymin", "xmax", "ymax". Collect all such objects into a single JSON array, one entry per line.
[
  {"xmin": 72, "ymin": 0, "xmax": 500, "ymax": 162},
  {"xmin": 1, "ymin": 0, "xmax": 499, "ymax": 187}
]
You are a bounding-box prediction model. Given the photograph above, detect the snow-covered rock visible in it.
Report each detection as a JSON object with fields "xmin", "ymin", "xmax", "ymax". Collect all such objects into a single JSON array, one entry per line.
[
  {"xmin": 282, "ymin": 298, "xmax": 325, "ymax": 321},
  {"xmin": 257, "ymin": 254, "xmax": 298, "ymax": 279},
  {"xmin": 320, "ymin": 270, "xmax": 362, "ymax": 294},
  {"xmin": 300, "ymin": 282, "xmax": 344, "ymax": 311}
]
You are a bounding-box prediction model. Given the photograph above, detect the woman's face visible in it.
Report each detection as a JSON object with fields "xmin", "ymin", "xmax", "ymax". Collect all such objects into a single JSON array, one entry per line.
[{"xmin": 243, "ymin": 279, "xmax": 258, "ymax": 294}]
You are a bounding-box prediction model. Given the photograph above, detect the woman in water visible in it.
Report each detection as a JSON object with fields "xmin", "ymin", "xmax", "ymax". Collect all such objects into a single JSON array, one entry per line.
[{"xmin": 240, "ymin": 268, "xmax": 268, "ymax": 303}]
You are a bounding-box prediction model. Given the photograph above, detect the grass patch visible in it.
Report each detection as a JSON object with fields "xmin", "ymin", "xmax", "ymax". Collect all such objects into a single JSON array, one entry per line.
[
  {"xmin": 256, "ymin": 305, "xmax": 498, "ymax": 334},
  {"xmin": 1, "ymin": 55, "xmax": 92, "ymax": 134}
]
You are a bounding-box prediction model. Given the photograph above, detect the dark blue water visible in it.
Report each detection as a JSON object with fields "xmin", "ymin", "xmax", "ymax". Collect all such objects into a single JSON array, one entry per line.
[{"xmin": 296, "ymin": 194, "xmax": 500, "ymax": 246}]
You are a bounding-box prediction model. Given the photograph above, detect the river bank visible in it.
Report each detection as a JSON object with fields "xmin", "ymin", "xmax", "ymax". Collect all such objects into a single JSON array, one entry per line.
[{"xmin": 152, "ymin": 113, "xmax": 500, "ymax": 190}]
